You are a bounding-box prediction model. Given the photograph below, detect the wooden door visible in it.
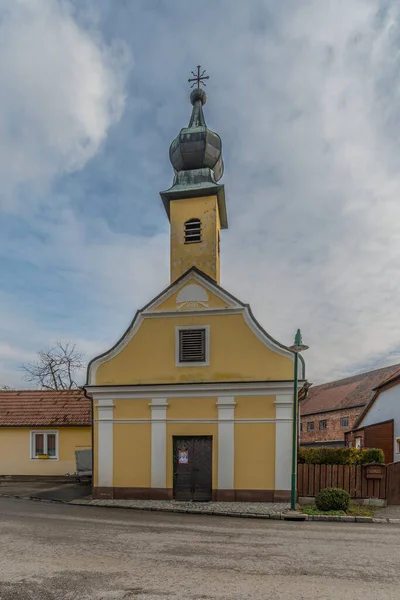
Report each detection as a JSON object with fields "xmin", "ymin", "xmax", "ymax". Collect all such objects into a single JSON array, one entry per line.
[{"xmin": 173, "ymin": 436, "xmax": 212, "ymax": 501}]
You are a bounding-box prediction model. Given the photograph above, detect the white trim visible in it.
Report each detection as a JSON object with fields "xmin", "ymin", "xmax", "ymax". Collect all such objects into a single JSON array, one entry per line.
[
  {"xmin": 87, "ymin": 270, "xmax": 300, "ymax": 385},
  {"xmin": 175, "ymin": 325, "xmax": 210, "ymax": 367},
  {"xmin": 94, "ymin": 418, "xmax": 292, "ymax": 424},
  {"xmin": 30, "ymin": 430, "xmax": 59, "ymax": 460},
  {"xmin": 97, "ymin": 400, "xmax": 114, "ymax": 487},
  {"xmin": 150, "ymin": 398, "xmax": 168, "ymax": 488},
  {"xmin": 274, "ymin": 394, "xmax": 293, "ymax": 491},
  {"xmin": 87, "ymin": 380, "xmax": 301, "ymax": 400},
  {"xmin": 217, "ymin": 397, "xmax": 235, "ymax": 490},
  {"xmin": 146, "ymin": 270, "xmax": 242, "ymax": 312},
  {"xmin": 144, "ymin": 308, "xmax": 243, "ymax": 318}
]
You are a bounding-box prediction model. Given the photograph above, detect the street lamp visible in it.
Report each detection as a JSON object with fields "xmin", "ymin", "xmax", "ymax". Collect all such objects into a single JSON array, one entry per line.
[{"xmin": 289, "ymin": 329, "xmax": 309, "ymax": 511}]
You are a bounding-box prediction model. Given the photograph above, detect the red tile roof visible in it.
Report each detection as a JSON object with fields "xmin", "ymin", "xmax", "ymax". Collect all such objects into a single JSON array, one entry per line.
[
  {"xmin": 300, "ymin": 363, "xmax": 400, "ymax": 416},
  {"xmin": 0, "ymin": 389, "xmax": 91, "ymax": 427}
]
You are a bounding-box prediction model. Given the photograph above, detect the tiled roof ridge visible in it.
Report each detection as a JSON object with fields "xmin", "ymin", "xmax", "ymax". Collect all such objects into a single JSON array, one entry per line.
[{"xmin": 311, "ymin": 362, "xmax": 400, "ymax": 390}]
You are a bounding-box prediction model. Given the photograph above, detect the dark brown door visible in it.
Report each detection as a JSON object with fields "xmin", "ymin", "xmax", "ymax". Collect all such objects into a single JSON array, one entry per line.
[{"xmin": 173, "ymin": 436, "xmax": 212, "ymax": 501}]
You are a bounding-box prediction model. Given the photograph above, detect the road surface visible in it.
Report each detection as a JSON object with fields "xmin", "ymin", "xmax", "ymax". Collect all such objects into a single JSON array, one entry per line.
[{"xmin": 0, "ymin": 497, "xmax": 399, "ymax": 599}]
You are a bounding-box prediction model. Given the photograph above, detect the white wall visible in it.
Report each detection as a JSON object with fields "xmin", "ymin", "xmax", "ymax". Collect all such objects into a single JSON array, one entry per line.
[{"xmin": 360, "ymin": 384, "xmax": 400, "ymax": 462}]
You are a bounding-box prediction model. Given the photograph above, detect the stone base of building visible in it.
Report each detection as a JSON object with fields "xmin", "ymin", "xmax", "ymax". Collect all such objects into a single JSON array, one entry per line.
[{"xmin": 92, "ymin": 487, "xmax": 290, "ymax": 502}]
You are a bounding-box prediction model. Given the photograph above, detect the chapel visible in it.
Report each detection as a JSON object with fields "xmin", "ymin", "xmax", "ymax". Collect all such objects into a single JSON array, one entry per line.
[{"xmin": 86, "ymin": 71, "xmax": 305, "ymax": 502}]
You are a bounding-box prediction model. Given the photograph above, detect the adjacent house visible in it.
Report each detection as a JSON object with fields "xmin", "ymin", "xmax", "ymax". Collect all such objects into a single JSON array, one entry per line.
[
  {"xmin": 300, "ymin": 363, "xmax": 400, "ymax": 447},
  {"xmin": 346, "ymin": 369, "xmax": 400, "ymax": 463},
  {"xmin": 0, "ymin": 390, "xmax": 91, "ymax": 476},
  {"xmin": 85, "ymin": 85, "xmax": 305, "ymax": 503}
]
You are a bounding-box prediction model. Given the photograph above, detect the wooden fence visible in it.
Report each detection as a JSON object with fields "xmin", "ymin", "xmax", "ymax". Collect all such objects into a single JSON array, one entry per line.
[
  {"xmin": 297, "ymin": 464, "xmax": 386, "ymax": 499},
  {"xmin": 386, "ymin": 462, "xmax": 400, "ymax": 504}
]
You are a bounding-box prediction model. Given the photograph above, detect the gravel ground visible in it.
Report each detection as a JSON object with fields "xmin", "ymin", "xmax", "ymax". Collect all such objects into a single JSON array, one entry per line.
[
  {"xmin": 0, "ymin": 497, "xmax": 399, "ymax": 600},
  {"xmin": 73, "ymin": 497, "xmax": 290, "ymax": 515}
]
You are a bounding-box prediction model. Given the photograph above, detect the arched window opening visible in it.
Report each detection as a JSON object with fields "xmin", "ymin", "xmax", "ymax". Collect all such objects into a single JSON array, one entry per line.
[{"xmin": 184, "ymin": 218, "xmax": 201, "ymax": 243}]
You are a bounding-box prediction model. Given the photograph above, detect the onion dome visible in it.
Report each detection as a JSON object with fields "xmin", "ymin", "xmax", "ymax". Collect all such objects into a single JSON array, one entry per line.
[
  {"xmin": 160, "ymin": 70, "xmax": 228, "ymax": 229},
  {"xmin": 169, "ymin": 88, "xmax": 224, "ymax": 181}
]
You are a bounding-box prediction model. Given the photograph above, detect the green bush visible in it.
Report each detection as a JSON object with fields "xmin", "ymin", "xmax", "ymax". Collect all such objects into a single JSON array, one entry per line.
[
  {"xmin": 315, "ymin": 487, "xmax": 350, "ymax": 512},
  {"xmin": 298, "ymin": 447, "xmax": 384, "ymax": 465},
  {"xmin": 360, "ymin": 448, "xmax": 385, "ymax": 465}
]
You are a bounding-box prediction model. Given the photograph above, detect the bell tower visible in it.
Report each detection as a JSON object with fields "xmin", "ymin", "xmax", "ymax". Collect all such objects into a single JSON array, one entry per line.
[{"xmin": 160, "ymin": 67, "xmax": 228, "ymax": 284}]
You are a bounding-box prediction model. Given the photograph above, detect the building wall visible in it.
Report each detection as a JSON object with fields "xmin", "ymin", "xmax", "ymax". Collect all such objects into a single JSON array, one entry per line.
[
  {"xmin": 354, "ymin": 384, "xmax": 400, "ymax": 462},
  {"xmin": 364, "ymin": 421, "xmax": 394, "ymax": 463},
  {"xmin": 92, "ymin": 393, "xmax": 291, "ymax": 500},
  {"xmin": 170, "ymin": 195, "xmax": 221, "ymax": 283},
  {"xmin": 95, "ymin": 313, "xmax": 295, "ymax": 386},
  {"xmin": 0, "ymin": 427, "xmax": 91, "ymax": 476},
  {"xmin": 300, "ymin": 407, "xmax": 362, "ymax": 446}
]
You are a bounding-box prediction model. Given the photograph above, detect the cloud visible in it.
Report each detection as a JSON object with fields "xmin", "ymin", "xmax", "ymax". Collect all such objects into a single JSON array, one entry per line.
[
  {"xmin": 0, "ymin": 0, "xmax": 130, "ymax": 210},
  {"xmin": 2, "ymin": 0, "xmax": 400, "ymax": 387}
]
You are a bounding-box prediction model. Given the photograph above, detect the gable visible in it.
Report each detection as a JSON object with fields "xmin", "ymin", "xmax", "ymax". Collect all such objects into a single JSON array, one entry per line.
[
  {"xmin": 358, "ymin": 384, "xmax": 400, "ymax": 429},
  {"xmin": 92, "ymin": 312, "xmax": 295, "ymax": 385},
  {"xmin": 87, "ymin": 267, "xmax": 303, "ymax": 386}
]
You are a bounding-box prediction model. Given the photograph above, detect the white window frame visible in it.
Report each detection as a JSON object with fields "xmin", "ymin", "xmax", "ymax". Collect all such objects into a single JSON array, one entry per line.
[
  {"xmin": 175, "ymin": 325, "xmax": 210, "ymax": 367},
  {"xmin": 30, "ymin": 430, "xmax": 59, "ymax": 460},
  {"xmin": 396, "ymin": 439, "xmax": 400, "ymax": 454},
  {"xmin": 355, "ymin": 437, "xmax": 362, "ymax": 448}
]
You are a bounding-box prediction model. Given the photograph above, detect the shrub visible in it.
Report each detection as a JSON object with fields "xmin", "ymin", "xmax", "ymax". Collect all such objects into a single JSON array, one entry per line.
[
  {"xmin": 298, "ymin": 447, "xmax": 384, "ymax": 465},
  {"xmin": 315, "ymin": 487, "xmax": 350, "ymax": 512},
  {"xmin": 360, "ymin": 448, "xmax": 385, "ymax": 465}
]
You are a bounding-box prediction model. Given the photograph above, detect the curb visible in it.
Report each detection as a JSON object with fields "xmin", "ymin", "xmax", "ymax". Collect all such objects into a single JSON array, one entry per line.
[
  {"xmin": 2, "ymin": 494, "xmax": 400, "ymax": 523},
  {"xmin": 70, "ymin": 500, "xmax": 400, "ymax": 524}
]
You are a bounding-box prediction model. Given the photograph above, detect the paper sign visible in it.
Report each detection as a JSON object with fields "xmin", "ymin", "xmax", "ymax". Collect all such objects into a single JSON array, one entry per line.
[{"xmin": 178, "ymin": 449, "xmax": 189, "ymax": 464}]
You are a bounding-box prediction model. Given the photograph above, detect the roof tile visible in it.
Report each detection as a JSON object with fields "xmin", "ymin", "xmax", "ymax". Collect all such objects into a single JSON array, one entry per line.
[
  {"xmin": 301, "ymin": 363, "xmax": 400, "ymax": 416},
  {"xmin": 0, "ymin": 389, "xmax": 91, "ymax": 427}
]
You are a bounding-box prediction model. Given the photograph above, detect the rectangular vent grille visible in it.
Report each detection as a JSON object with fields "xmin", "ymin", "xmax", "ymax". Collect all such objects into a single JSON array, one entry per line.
[{"xmin": 179, "ymin": 329, "xmax": 206, "ymax": 363}]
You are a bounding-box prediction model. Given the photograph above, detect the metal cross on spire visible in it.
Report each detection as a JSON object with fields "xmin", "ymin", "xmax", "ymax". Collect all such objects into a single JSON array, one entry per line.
[{"xmin": 188, "ymin": 65, "xmax": 209, "ymax": 89}]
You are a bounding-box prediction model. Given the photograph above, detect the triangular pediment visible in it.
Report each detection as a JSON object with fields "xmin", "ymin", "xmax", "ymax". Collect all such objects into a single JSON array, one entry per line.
[{"xmin": 143, "ymin": 269, "xmax": 241, "ymax": 314}]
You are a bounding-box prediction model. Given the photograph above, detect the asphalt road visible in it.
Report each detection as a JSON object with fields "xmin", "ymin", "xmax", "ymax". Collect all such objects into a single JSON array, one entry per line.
[{"xmin": 0, "ymin": 498, "xmax": 399, "ymax": 600}]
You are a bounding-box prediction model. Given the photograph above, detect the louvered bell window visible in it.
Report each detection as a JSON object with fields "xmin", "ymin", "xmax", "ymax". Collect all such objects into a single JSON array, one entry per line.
[
  {"xmin": 179, "ymin": 328, "xmax": 206, "ymax": 363},
  {"xmin": 184, "ymin": 218, "xmax": 201, "ymax": 243}
]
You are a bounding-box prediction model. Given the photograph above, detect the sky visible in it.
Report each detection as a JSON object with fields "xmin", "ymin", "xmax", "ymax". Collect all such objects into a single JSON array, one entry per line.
[{"xmin": 1, "ymin": 0, "xmax": 400, "ymax": 387}]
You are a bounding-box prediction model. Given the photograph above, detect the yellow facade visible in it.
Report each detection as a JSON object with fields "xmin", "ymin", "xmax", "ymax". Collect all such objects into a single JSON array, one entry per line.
[
  {"xmin": 92, "ymin": 397, "xmax": 281, "ymax": 493},
  {"xmin": 170, "ymin": 196, "xmax": 221, "ymax": 283},
  {"xmin": 0, "ymin": 427, "xmax": 91, "ymax": 476},
  {"xmin": 88, "ymin": 272, "xmax": 298, "ymax": 501},
  {"xmin": 95, "ymin": 313, "xmax": 294, "ymax": 386}
]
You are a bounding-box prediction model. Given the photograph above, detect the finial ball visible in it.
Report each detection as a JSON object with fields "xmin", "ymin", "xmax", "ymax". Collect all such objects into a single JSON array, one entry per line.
[{"xmin": 190, "ymin": 88, "xmax": 207, "ymax": 106}]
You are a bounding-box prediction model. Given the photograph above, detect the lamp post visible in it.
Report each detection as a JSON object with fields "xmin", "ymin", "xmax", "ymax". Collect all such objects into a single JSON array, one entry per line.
[{"xmin": 289, "ymin": 329, "xmax": 309, "ymax": 511}]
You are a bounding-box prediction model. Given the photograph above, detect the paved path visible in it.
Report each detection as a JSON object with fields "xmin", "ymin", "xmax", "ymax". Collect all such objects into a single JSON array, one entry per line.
[
  {"xmin": 0, "ymin": 498, "xmax": 399, "ymax": 599},
  {"xmin": 73, "ymin": 497, "xmax": 289, "ymax": 516}
]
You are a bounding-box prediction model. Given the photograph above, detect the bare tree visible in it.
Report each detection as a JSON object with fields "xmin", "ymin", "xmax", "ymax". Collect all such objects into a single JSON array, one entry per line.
[
  {"xmin": 0, "ymin": 385, "xmax": 15, "ymax": 390},
  {"xmin": 21, "ymin": 342, "xmax": 85, "ymax": 390}
]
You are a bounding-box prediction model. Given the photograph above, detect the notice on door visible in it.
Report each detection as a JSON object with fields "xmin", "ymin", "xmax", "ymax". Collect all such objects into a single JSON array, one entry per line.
[{"xmin": 178, "ymin": 448, "xmax": 189, "ymax": 464}]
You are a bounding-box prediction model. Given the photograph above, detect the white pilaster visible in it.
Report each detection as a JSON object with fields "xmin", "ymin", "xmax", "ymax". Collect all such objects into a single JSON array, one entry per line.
[
  {"xmin": 150, "ymin": 398, "xmax": 168, "ymax": 488},
  {"xmin": 96, "ymin": 398, "xmax": 114, "ymax": 487},
  {"xmin": 217, "ymin": 396, "xmax": 236, "ymax": 489},
  {"xmin": 274, "ymin": 394, "xmax": 293, "ymax": 491}
]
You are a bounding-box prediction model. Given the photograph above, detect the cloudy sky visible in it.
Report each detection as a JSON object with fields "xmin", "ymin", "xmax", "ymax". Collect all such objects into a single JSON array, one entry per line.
[{"xmin": 1, "ymin": 0, "xmax": 400, "ymax": 387}]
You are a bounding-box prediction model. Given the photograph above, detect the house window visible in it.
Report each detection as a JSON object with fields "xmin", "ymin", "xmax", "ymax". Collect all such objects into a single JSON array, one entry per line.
[
  {"xmin": 31, "ymin": 431, "xmax": 58, "ymax": 459},
  {"xmin": 396, "ymin": 439, "xmax": 400, "ymax": 454},
  {"xmin": 176, "ymin": 326, "xmax": 210, "ymax": 366},
  {"xmin": 319, "ymin": 420, "xmax": 327, "ymax": 431},
  {"xmin": 340, "ymin": 416, "xmax": 349, "ymax": 428},
  {"xmin": 300, "ymin": 423, "xmax": 303, "ymax": 432},
  {"xmin": 184, "ymin": 218, "xmax": 201, "ymax": 243},
  {"xmin": 355, "ymin": 437, "xmax": 362, "ymax": 448},
  {"xmin": 307, "ymin": 422, "xmax": 314, "ymax": 432}
]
